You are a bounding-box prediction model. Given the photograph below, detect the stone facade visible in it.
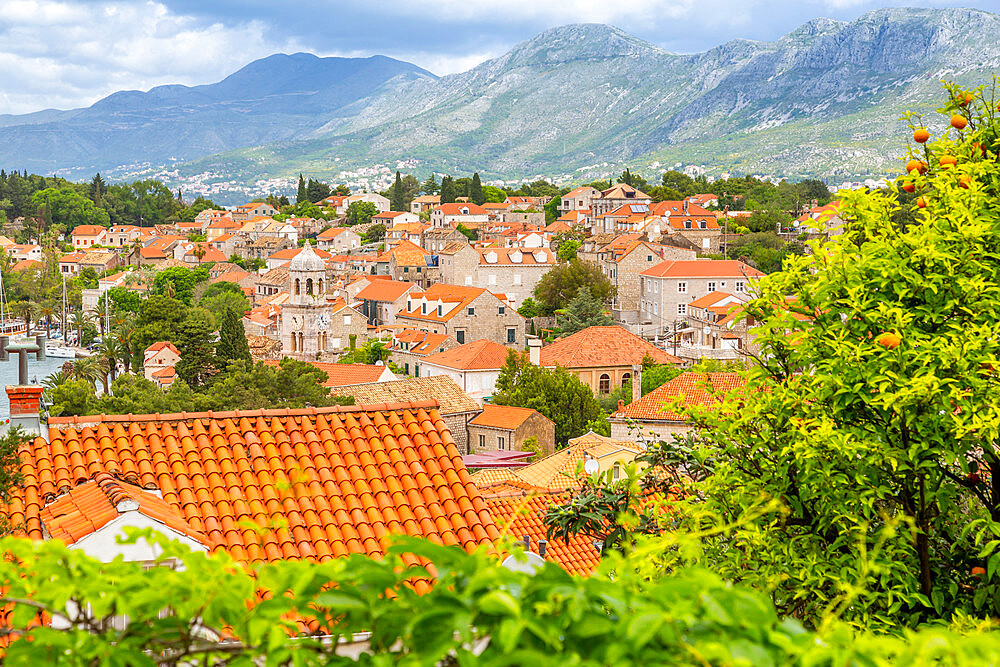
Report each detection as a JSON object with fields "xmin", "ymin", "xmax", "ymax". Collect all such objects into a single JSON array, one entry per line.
[
  {"xmin": 280, "ymin": 243, "xmax": 334, "ymax": 359},
  {"xmin": 397, "ymin": 289, "xmax": 526, "ymax": 347},
  {"xmin": 639, "ymin": 260, "xmax": 763, "ymax": 334},
  {"xmin": 326, "ymin": 304, "xmax": 370, "ymax": 351},
  {"xmin": 468, "ymin": 411, "xmax": 556, "ymax": 456},
  {"xmin": 437, "ymin": 243, "xmax": 479, "ymax": 287},
  {"xmin": 602, "ymin": 243, "xmax": 695, "ymax": 323}
]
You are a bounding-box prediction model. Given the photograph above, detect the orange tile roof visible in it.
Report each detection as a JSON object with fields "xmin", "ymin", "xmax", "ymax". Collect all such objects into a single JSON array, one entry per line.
[
  {"xmin": 145, "ymin": 341, "xmax": 180, "ymax": 355},
  {"xmin": 485, "ymin": 492, "xmax": 602, "ymax": 575},
  {"xmin": 421, "ymin": 339, "xmax": 512, "ymax": 371},
  {"xmin": 71, "ymin": 225, "xmax": 107, "ymax": 237},
  {"xmin": 539, "ymin": 326, "xmax": 683, "ymax": 369},
  {"xmin": 688, "ymin": 291, "xmax": 740, "ymax": 309},
  {"xmin": 600, "ymin": 184, "xmax": 650, "ymax": 200},
  {"xmin": 261, "ymin": 360, "xmax": 388, "ymax": 387},
  {"xmin": 330, "ymin": 376, "xmax": 482, "ymax": 416},
  {"xmin": 613, "ymin": 372, "xmax": 747, "ymax": 421},
  {"xmin": 39, "ymin": 471, "xmax": 207, "ymax": 546},
  {"xmin": 434, "ymin": 203, "xmax": 488, "ymax": 216},
  {"xmin": 355, "ymin": 280, "xmax": 416, "ymax": 303},
  {"xmin": 317, "ymin": 227, "xmax": 352, "ymax": 239},
  {"xmin": 8, "ymin": 404, "xmax": 502, "ymax": 568},
  {"xmin": 385, "ymin": 240, "xmax": 430, "ymax": 267},
  {"xmin": 477, "ymin": 247, "xmax": 555, "ymax": 265},
  {"xmin": 212, "ymin": 269, "xmax": 252, "ymax": 284},
  {"xmin": 399, "ymin": 283, "xmax": 496, "ymax": 323},
  {"xmin": 641, "ymin": 260, "xmax": 764, "ymax": 279},
  {"xmin": 10, "ymin": 259, "xmax": 41, "ymax": 272},
  {"xmin": 469, "ymin": 405, "xmax": 547, "ymax": 431},
  {"xmin": 392, "ymin": 330, "xmax": 451, "ymax": 356},
  {"xmin": 469, "ymin": 467, "xmax": 533, "ymax": 488}
]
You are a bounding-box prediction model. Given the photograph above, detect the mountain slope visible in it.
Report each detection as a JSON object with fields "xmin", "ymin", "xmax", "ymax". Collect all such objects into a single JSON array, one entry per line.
[
  {"xmin": 0, "ymin": 53, "xmax": 436, "ymax": 177},
  {"xmin": 182, "ymin": 8, "xmax": 1000, "ymax": 183}
]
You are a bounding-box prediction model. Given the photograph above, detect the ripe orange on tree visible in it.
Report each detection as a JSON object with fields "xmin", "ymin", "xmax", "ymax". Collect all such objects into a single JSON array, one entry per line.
[
  {"xmin": 913, "ymin": 128, "xmax": 930, "ymax": 143},
  {"xmin": 939, "ymin": 155, "xmax": 957, "ymax": 169},
  {"xmin": 951, "ymin": 114, "xmax": 968, "ymax": 130},
  {"xmin": 905, "ymin": 159, "xmax": 927, "ymax": 174},
  {"xmin": 902, "ymin": 181, "xmax": 916, "ymax": 193},
  {"xmin": 959, "ymin": 175, "xmax": 972, "ymax": 189},
  {"xmin": 876, "ymin": 332, "xmax": 901, "ymax": 349},
  {"xmin": 916, "ymin": 197, "xmax": 927, "ymax": 208}
]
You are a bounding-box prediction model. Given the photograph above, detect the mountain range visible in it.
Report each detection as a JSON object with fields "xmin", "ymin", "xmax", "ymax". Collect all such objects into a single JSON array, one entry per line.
[{"xmin": 3, "ymin": 7, "xmax": 1000, "ymax": 186}]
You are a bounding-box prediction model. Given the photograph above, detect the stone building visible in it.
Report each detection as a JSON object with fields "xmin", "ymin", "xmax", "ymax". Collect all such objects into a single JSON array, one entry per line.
[
  {"xmin": 638, "ymin": 260, "xmax": 764, "ymax": 336},
  {"xmin": 396, "ymin": 283, "xmax": 526, "ymax": 347},
  {"xmin": 280, "ymin": 242, "xmax": 334, "ymax": 360},
  {"xmin": 536, "ymin": 325, "xmax": 684, "ymax": 396},
  {"xmin": 610, "ymin": 372, "xmax": 745, "ymax": 444},
  {"xmin": 467, "ymin": 405, "xmax": 555, "ymax": 456},
  {"xmin": 596, "ymin": 239, "xmax": 695, "ymax": 323}
]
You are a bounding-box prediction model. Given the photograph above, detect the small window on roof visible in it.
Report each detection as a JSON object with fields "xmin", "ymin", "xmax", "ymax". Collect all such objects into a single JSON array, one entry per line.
[{"xmin": 467, "ymin": 307, "xmax": 475, "ymax": 316}]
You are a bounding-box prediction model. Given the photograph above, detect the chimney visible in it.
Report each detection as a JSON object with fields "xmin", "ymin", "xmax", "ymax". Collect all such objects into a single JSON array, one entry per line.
[
  {"xmin": 6, "ymin": 385, "xmax": 45, "ymax": 437},
  {"xmin": 683, "ymin": 199, "xmax": 689, "ymax": 214},
  {"xmin": 631, "ymin": 364, "xmax": 642, "ymax": 403},
  {"xmin": 537, "ymin": 539, "xmax": 548, "ymax": 559},
  {"xmin": 527, "ymin": 336, "xmax": 542, "ymax": 366}
]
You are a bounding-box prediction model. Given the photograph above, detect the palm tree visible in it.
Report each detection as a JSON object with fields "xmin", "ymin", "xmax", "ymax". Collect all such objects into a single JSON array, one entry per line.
[
  {"xmin": 42, "ymin": 370, "xmax": 67, "ymax": 391},
  {"xmin": 69, "ymin": 356, "xmax": 103, "ymax": 392},
  {"xmin": 69, "ymin": 310, "xmax": 91, "ymax": 347},
  {"xmin": 13, "ymin": 301, "xmax": 33, "ymax": 334},
  {"xmin": 111, "ymin": 312, "xmax": 136, "ymax": 373},
  {"xmin": 37, "ymin": 301, "xmax": 56, "ymax": 337},
  {"xmin": 99, "ymin": 337, "xmax": 122, "ymax": 386},
  {"xmin": 130, "ymin": 238, "xmax": 144, "ymax": 268}
]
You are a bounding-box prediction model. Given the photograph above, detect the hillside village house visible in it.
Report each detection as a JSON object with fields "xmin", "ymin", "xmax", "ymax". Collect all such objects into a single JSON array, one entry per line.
[
  {"xmin": 417, "ymin": 338, "xmax": 512, "ymax": 402},
  {"xmin": 638, "ymin": 259, "xmax": 765, "ymax": 336},
  {"xmin": 355, "ymin": 280, "xmax": 419, "ymax": 326},
  {"xmin": 389, "ymin": 330, "xmax": 457, "ymax": 376},
  {"xmin": 597, "ymin": 239, "xmax": 696, "ymax": 323},
  {"xmin": 437, "ymin": 244, "xmax": 555, "ymax": 306},
  {"xmin": 375, "ymin": 210, "xmax": 421, "ymax": 228},
  {"xmin": 315, "ymin": 227, "xmax": 362, "ymax": 252},
  {"xmin": 423, "ymin": 227, "xmax": 468, "ymax": 254},
  {"xmin": 536, "ymin": 325, "xmax": 684, "ymax": 395},
  {"xmin": 678, "ymin": 291, "xmax": 753, "ymax": 360},
  {"xmin": 468, "ymin": 405, "xmax": 556, "ymax": 456},
  {"xmin": 396, "ymin": 283, "xmax": 526, "ymax": 348},
  {"xmin": 430, "ymin": 203, "xmax": 489, "ymax": 228},
  {"xmin": 143, "ymin": 341, "xmax": 180, "ymax": 388},
  {"xmin": 383, "ymin": 240, "xmax": 436, "ymax": 287},
  {"xmin": 231, "ymin": 202, "xmax": 278, "ymax": 222},
  {"xmin": 410, "ymin": 194, "xmax": 440, "ymax": 215},
  {"xmin": 610, "ymin": 372, "xmax": 746, "ymax": 443},
  {"xmin": 558, "ymin": 186, "xmax": 601, "ymax": 214},
  {"xmin": 590, "ymin": 184, "xmax": 652, "ymax": 233},
  {"xmin": 266, "ymin": 246, "xmax": 332, "ymax": 272},
  {"xmin": 345, "ymin": 193, "xmax": 390, "ymax": 213},
  {"xmin": 71, "ymin": 225, "xmax": 108, "ymax": 249},
  {"xmin": 325, "ymin": 299, "xmax": 369, "ymax": 351},
  {"xmin": 207, "ymin": 217, "xmax": 242, "ymax": 241}
]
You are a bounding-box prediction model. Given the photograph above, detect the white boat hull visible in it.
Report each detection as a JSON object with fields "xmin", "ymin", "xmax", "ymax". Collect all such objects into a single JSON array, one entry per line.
[{"xmin": 46, "ymin": 347, "xmax": 78, "ymax": 359}]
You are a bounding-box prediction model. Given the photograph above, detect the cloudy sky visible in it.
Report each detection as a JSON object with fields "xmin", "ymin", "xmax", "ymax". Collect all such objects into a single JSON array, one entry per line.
[{"xmin": 1, "ymin": 0, "xmax": 998, "ymax": 115}]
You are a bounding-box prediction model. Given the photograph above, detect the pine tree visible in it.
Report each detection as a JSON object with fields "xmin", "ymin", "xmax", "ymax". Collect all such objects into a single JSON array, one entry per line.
[
  {"xmin": 216, "ymin": 308, "xmax": 252, "ymax": 367},
  {"xmin": 296, "ymin": 174, "xmax": 307, "ymax": 204},
  {"xmin": 421, "ymin": 174, "xmax": 439, "ymax": 195},
  {"xmin": 391, "ymin": 171, "xmax": 405, "ymax": 211},
  {"xmin": 470, "ymin": 172, "xmax": 485, "ymax": 205}
]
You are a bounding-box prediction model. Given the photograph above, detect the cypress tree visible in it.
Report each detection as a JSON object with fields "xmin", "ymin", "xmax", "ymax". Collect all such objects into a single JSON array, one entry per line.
[
  {"xmin": 440, "ymin": 176, "xmax": 456, "ymax": 204},
  {"xmin": 216, "ymin": 308, "xmax": 251, "ymax": 367},
  {"xmin": 470, "ymin": 172, "xmax": 485, "ymax": 205},
  {"xmin": 296, "ymin": 174, "xmax": 307, "ymax": 204},
  {"xmin": 391, "ymin": 171, "xmax": 405, "ymax": 211}
]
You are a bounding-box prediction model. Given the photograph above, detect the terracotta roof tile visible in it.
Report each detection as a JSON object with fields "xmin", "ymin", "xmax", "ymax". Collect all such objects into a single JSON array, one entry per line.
[
  {"xmin": 469, "ymin": 405, "xmax": 548, "ymax": 430},
  {"xmin": 514, "ymin": 432, "xmax": 642, "ymax": 492},
  {"xmin": 613, "ymin": 372, "xmax": 747, "ymax": 421},
  {"xmin": 539, "ymin": 326, "xmax": 683, "ymax": 368},
  {"xmin": 486, "ymin": 492, "xmax": 601, "ymax": 575},
  {"xmin": 331, "ymin": 376, "xmax": 481, "ymax": 415},
  {"xmin": 9, "ymin": 404, "xmax": 501, "ymax": 566},
  {"xmin": 640, "ymin": 259, "xmax": 764, "ymax": 279},
  {"xmin": 422, "ymin": 339, "xmax": 513, "ymax": 371},
  {"xmin": 39, "ymin": 472, "xmax": 207, "ymax": 546},
  {"xmin": 355, "ymin": 280, "xmax": 416, "ymax": 303}
]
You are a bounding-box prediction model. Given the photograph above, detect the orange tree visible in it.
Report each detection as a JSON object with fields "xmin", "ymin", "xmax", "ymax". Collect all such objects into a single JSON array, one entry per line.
[{"xmin": 651, "ymin": 80, "xmax": 1000, "ymax": 629}]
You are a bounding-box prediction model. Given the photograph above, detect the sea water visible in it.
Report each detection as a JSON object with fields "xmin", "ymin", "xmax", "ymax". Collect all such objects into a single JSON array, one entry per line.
[{"xmin": 0, "ymin": 355, "xmax": 78, "ymax": 419}]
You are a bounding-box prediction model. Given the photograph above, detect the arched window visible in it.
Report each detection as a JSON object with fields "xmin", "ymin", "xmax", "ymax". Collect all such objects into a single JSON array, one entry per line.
[
  {"xmin": 297, "ymin": 332, "xmax": 303, "ymax": 351},
  {"xmin": 318, "ymin": 332, "xmax": 323, "ymax": 351},
  {"xmin": 317, "ymin": 279, "xmax": 323, "ymax": 294},
  {"xmin": 621, "ymin": 372, "xmax": 631, "ymax": 388},
  {"xmin": 306, "ymin": 278, "xmax": 313, "ymax": 295},
  {"xmin": 294, "ymin": 279, "xmax": 300, "ymax": 295},
  {"xmin": 599, "ymin": 373, "xmax": 610, "ymax": 394},
  {"xmin": 290, "ymin": 334, "xmax": 297, "ymax": 352}
]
